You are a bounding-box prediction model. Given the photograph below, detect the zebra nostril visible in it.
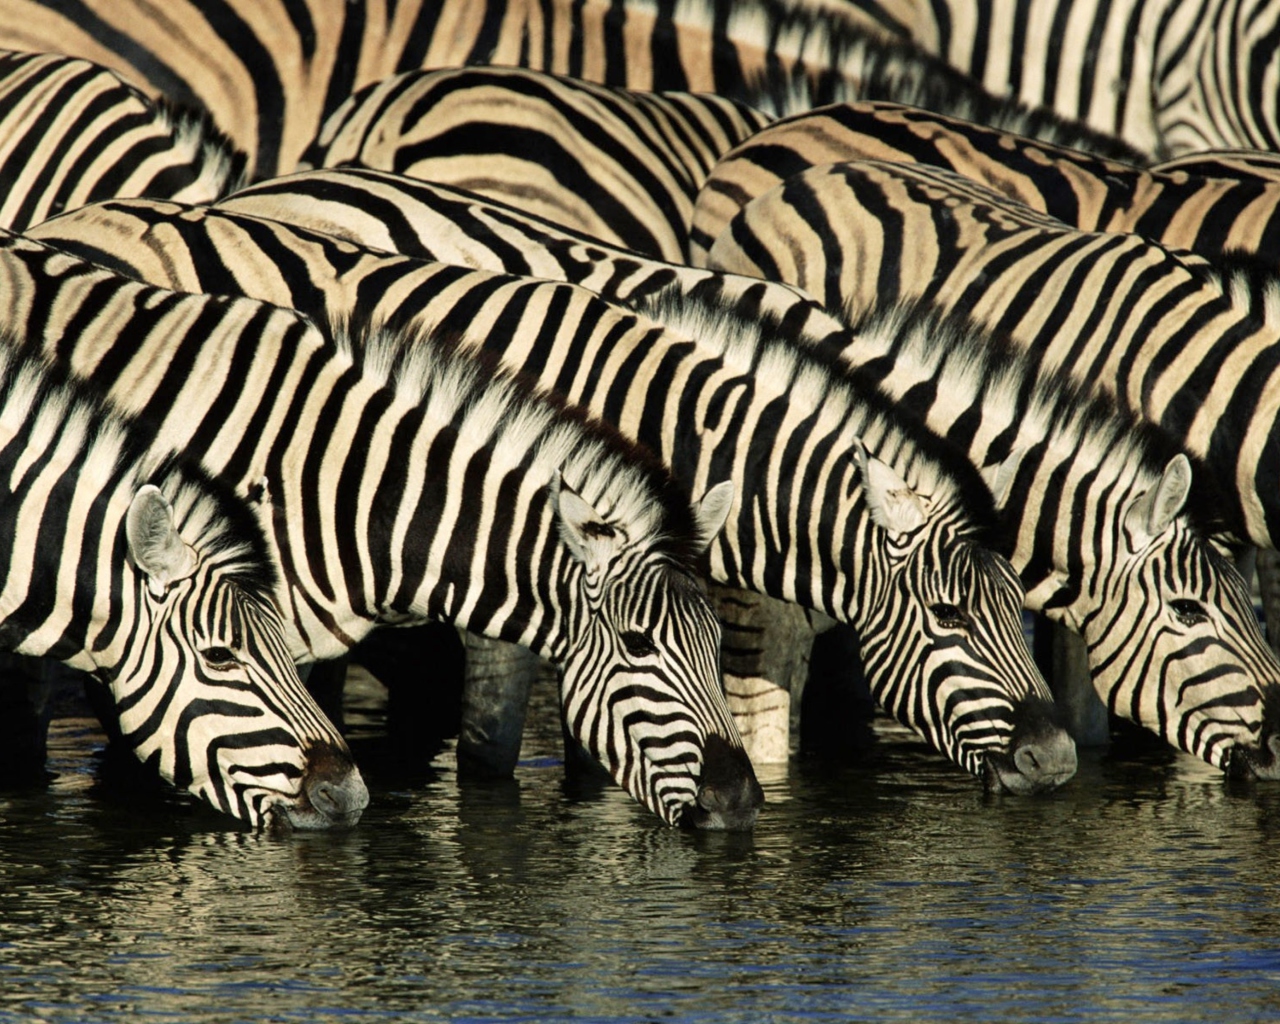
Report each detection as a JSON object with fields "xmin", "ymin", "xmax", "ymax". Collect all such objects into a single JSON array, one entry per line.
[
  {"xmin": 300, "ymin": 743, "xmax": 370, "ymax": 826},
  {"xmin": 681, "ymin": 733, "xmax": 764, "ymax": 831}
]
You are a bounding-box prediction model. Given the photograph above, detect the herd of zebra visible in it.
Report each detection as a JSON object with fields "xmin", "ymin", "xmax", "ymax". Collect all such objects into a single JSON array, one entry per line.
[{"xmin": 1, "ymin": 0, "xmax": 1280, "ymax": 834}]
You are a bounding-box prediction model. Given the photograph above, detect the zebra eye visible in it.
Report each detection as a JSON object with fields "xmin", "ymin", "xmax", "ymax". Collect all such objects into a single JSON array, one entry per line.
[
  {"xmin": 930, "ymin": 603, "xmax": 969, "ymax": 630},
  {"xmin": 621, "ymin": 630, "xmax": 659, "ymax": 658},
  {"xmin": 201, "ymin": 645, "xmax": 242, "ymax": 670},
  {"xmin": 1170, "ymin": 599, "xmax": 1210, "ymax": 626}
]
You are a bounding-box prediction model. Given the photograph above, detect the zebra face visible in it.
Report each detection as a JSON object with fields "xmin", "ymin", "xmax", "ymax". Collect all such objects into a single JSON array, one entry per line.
[
  {"xmin": 864, "ymin": 534, "xmax": 1075, "ymax": 794},
  {"xmin": 1082, "ymin": 521, "xmax": 1280, "ymax": 777},
  {"xmin": 114, "ymin": 484, "xmax": 369, "ymax": 829},
  {"xmin": 554, "ymin": 477, "xmax": 762, "ymax": 829},
  {"xmin": 854, "ymin": 446, "xmax": 1075, "ymax": 793}
]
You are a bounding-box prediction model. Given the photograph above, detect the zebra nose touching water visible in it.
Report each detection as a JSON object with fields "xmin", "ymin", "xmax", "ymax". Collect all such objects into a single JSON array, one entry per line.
[
  {"xmin": 0, "ymin": 229, "xmax": 759, "ymax": 829},
  {"xmin": 0, "ymin": 341, "xmax": 367, "ymax": 829}
]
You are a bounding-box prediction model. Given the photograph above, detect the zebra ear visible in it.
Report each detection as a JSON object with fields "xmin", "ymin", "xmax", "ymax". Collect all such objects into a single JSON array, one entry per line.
[
  {"xmin": 854, "ymin": 441, "xmax": 928, "ymax": 537},
  {"xmin": 127, "ymin": 485, "xmax": 199, "ymax": 597},
  {"xmin": 692, "ymin": 480, "xmax": 734, "ymax": 552},
  {"xmin": 551, "ymin": 473, "xmax": 620, "ymax": 569},
  {"xmin": 1126, "ymin": 454, "xmax": 1192, "ymax": 543}
]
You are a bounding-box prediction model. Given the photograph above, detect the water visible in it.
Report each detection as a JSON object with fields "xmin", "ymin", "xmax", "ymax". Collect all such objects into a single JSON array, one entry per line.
[{"xmin": 3, "ymin": 677, "xmax": 1280, "ymax": 1024}]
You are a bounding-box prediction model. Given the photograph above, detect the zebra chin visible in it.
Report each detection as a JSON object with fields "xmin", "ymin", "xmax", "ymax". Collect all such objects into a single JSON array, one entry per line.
[
  {"xmin": 675, "ymin": 734, "xmax": 764, "ymax": 831},
  {"xmin": 263, "ymin": 742, "xmax": 371, "ymax": 830},
  {"xmin": 980, "ymin": 697, "xmax": 1079, "ymax": 795}
]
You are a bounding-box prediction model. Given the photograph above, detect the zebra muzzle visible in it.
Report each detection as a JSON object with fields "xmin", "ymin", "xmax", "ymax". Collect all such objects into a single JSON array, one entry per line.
[
  {"xmin": 282, "ymin": 742, "xmax": 371, "ymax": 829},
  {"xmin": 679, "ymin": 733, "xmax": 764, "ymax": 831}
]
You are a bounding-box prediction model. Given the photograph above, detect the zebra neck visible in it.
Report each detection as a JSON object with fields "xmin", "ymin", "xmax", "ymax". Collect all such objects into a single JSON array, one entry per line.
[{"xmin": 0, "ymin": 393, "xmax": 137, "ymax": 668}]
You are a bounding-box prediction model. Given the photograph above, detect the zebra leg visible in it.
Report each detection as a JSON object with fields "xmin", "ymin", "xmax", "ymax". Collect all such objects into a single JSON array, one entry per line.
[
  {"xmin": 710, "ymin": 584, "xmax": 815, "ymax": 765},
  {"xmin": 457, "ymin": 631, "xmax": 546, "ymax": 779},
  {"xmin": 1034, "ymin": 616, "xmax": 1111, "ymax": 746},
  {"xmin": 1254, "ymin": 549, "xmax": 1280, "ymax": 656},
  {"xmin": 800, "ymin": 623, "xmax": 879, "ymax": 759}
]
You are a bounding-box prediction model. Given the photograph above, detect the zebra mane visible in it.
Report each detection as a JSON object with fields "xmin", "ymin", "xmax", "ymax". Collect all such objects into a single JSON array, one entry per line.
[
  {"xmin": 153, "ymin": 95, "xmax": 251, "ymax": 197},
  {"xmin": 845, "ymin": 299, "xmax": 1235, "ymax": 542},
  {"xmin": 0, "ymin": 335, "xmax": 278, "ymax": 602},
  {"xmin": 325, "ymin": 316, "xmax": 711, "ymax": 567},
  {"xmin": 672, "ymin": 0, "xmax": 1148, "ymax": 164},
  {"xmin": 1197, "ymin": 249, "xmax": 1280, "ymax": 330},
  {"xmin": 628, "ymin": 285, "xmax": 1002, "ymax": 540}
]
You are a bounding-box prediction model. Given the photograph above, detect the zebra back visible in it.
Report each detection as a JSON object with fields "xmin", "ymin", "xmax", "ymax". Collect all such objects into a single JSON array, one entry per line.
[
  {"xmin": 805, "ymin": 0, "xmax": 1280, "ymax": 157},
  {"xmin": 27, "ymin": 195, "xmax": 1077, "ymax": 792},
  {"xmin": 0, "ymin": 227, "xmax": 758, "ymax": 828},
  {"xmin": 0, "ymin": 49, "xmax": 246, "ymax": 231},
  {"xmin": 303, "ymin": 64, "xmax": 772, "ymax": 262},
  {"xmin": 690, "ymin": 100, "xmax": 1280, "ymax": 267},
  {"xmin": 705, "ymin": 157, "xmax": 1280, "ymax": 549},
  {"xmin": 0, "ymin": 0, "xmax": 1143, "ymax": 179},
  {"xmin": 0, "ymin": 329, "xmax": 366, "ymax": 828}
]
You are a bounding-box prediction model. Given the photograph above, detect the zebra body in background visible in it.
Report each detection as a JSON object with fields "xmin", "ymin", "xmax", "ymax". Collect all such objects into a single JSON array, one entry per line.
[
  {"xmin": 689, "ymin": 100, "xmax": 1280, "ymax": 268},
  {"xmin": 702, "ymin": 158, "xmax": 1280, "ymax": 553},
  {"xmin": 27, "ymin": 197, "xmax": 1075, "ymax": 793},
  {"xmin": 0, "ymin": 49, "xmax": 246, "ymax": 231},
  {"xmin": 210, "ymin": 167, "xmax": 1280, "ymax": 778},
  {"xmin": 0, "ymin": 0, "xmax": 1143, "ymax": 179},
  {"xmin": 0, "ymin": 230, "xmax": 758, "ymax": 829},
  {"xmin": 301, "ymin": 64, "xmax": 772, "ymax": 262},
  {"xmin": 0, "ymin": 332, "xmax": 367, "ymax": 828},
  {"xmin": 809, "ymin": 0, "xmax": 1280, "ymax": 157}
]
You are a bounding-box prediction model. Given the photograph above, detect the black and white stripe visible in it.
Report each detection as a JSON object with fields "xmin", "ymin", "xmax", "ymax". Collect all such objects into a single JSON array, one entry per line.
[
  {"xmin": 215, "ymin": 165, "xmax": 1280, "ymax": 776},
  {"xmin": 824, "ymin": 0, "xmax": 1280, "ymax": 157},
  {"xmin": 301, "ymin": 64, "xmax": 772, "ymax": 262},
  {"xmin": 0, "ymin": 48, "xmax": 245, "ymax": 230},
  {"xmin": 30, "ymin": 194, "xmax": 1075, "ymax": 791},
  {"xmin": 690, "ymin": 98, "xmax": 1280, "ymax": 269},
  {"xmin": 0, "ymin": 0, "xmax": 1143, "ymax": 179},
  {"xmin": 0, "ymin": 331, "xmax": 366, "ymax": 827},
  {"xmin": 700, "ymin": 157, "xmax": 1280, "ymax": 774},
  {"xmin": 0, "ymin": 229, "xmax": 758, "ymax": 828}
]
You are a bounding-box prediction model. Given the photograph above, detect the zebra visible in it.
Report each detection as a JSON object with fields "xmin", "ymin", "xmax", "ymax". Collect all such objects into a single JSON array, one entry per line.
[
  {"xmin": 204, "ymin": 166, "xmax": 1280, "ymax": 777},
  {"xmin": 0, "ymin": 0, "xmax": 1143, "ymax": 179},
  {"xmin": 297, "ymin": 62, "xmax": 1136, "ymax": 264},
  {"xmin": 688, "ymin": 98, "xmax": 1280, "ymax": 268},
  {"xmin": 0, "ymin": 329, "xmax": 368, "ymax": 828},
  {"xmin": 804, "ymin": 0, "xmax": 1280, "ymax": 158},
  {"xmin": 0, "ymin": 48, "xmax": 246, "ymax": 231},
  {"xmin": 24, "ymin": 197, "xmax": 1077, "ymax": 794},
  {"xmin": 701, "ymin": 155, "xmax": 1280, "ymax": 737},
  {"xmin": 0, "ymin": 229, "xmax": 760, "ymax": 829},
  {"xmin": 699, "ymin": 157, "xmax": 1280, "ymax": 553},
  {"xmin": 299, "ymin": 64, "xmax": 772, "ymax": 262}
]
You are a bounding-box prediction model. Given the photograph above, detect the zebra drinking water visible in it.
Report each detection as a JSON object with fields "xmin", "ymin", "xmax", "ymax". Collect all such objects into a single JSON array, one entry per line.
[
  {"xmin": 0, "ymin": 332, "xmax": 368, "ymax": 828},
  {"xmin": 0, "ymin": 229, "xmax": 759, "ymax": 829},
  {"xmin": 28, "ymin": 195, "xmax": 1075, "ymax": 793}
]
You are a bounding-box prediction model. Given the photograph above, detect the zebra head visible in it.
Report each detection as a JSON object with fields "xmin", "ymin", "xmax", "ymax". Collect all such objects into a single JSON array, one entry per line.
[
  {"xmin": 852, "ymin": 444, "xmax": 1076, "ymax": 794},
  {"xmin": 1060, "ymin": 454, "xmax": 1280, "ymax": 777},
  {"xmin": 551, "ymin": 474, "xmax": 763, "ymax": 830},
  {"xmin": 114, "ymin": 481, "xmax": 369, "ymax": 828}
]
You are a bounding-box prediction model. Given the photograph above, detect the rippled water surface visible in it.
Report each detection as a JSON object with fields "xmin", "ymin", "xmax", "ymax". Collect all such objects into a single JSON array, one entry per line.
[{"xmin": 3, "ymin": 678, "xmax": 1280, "ymax": 1024}]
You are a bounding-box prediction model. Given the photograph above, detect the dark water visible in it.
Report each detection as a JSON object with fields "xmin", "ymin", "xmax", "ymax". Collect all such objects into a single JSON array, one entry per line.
[{"xmin": 3, "ymin": 676, "xmax": 1280, "ymax": 1024}]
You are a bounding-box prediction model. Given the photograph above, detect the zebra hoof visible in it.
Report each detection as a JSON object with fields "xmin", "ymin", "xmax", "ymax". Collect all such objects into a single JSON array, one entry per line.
[{"xmin": 679, "ymin": 734, "xmax": 764, "ymax": 831}]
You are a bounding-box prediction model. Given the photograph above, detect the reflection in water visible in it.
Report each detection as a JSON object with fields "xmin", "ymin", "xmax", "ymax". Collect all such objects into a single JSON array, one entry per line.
[{"xmin": 2, "ymin": 695, "xmax": 1280, "ymax": 1023}]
